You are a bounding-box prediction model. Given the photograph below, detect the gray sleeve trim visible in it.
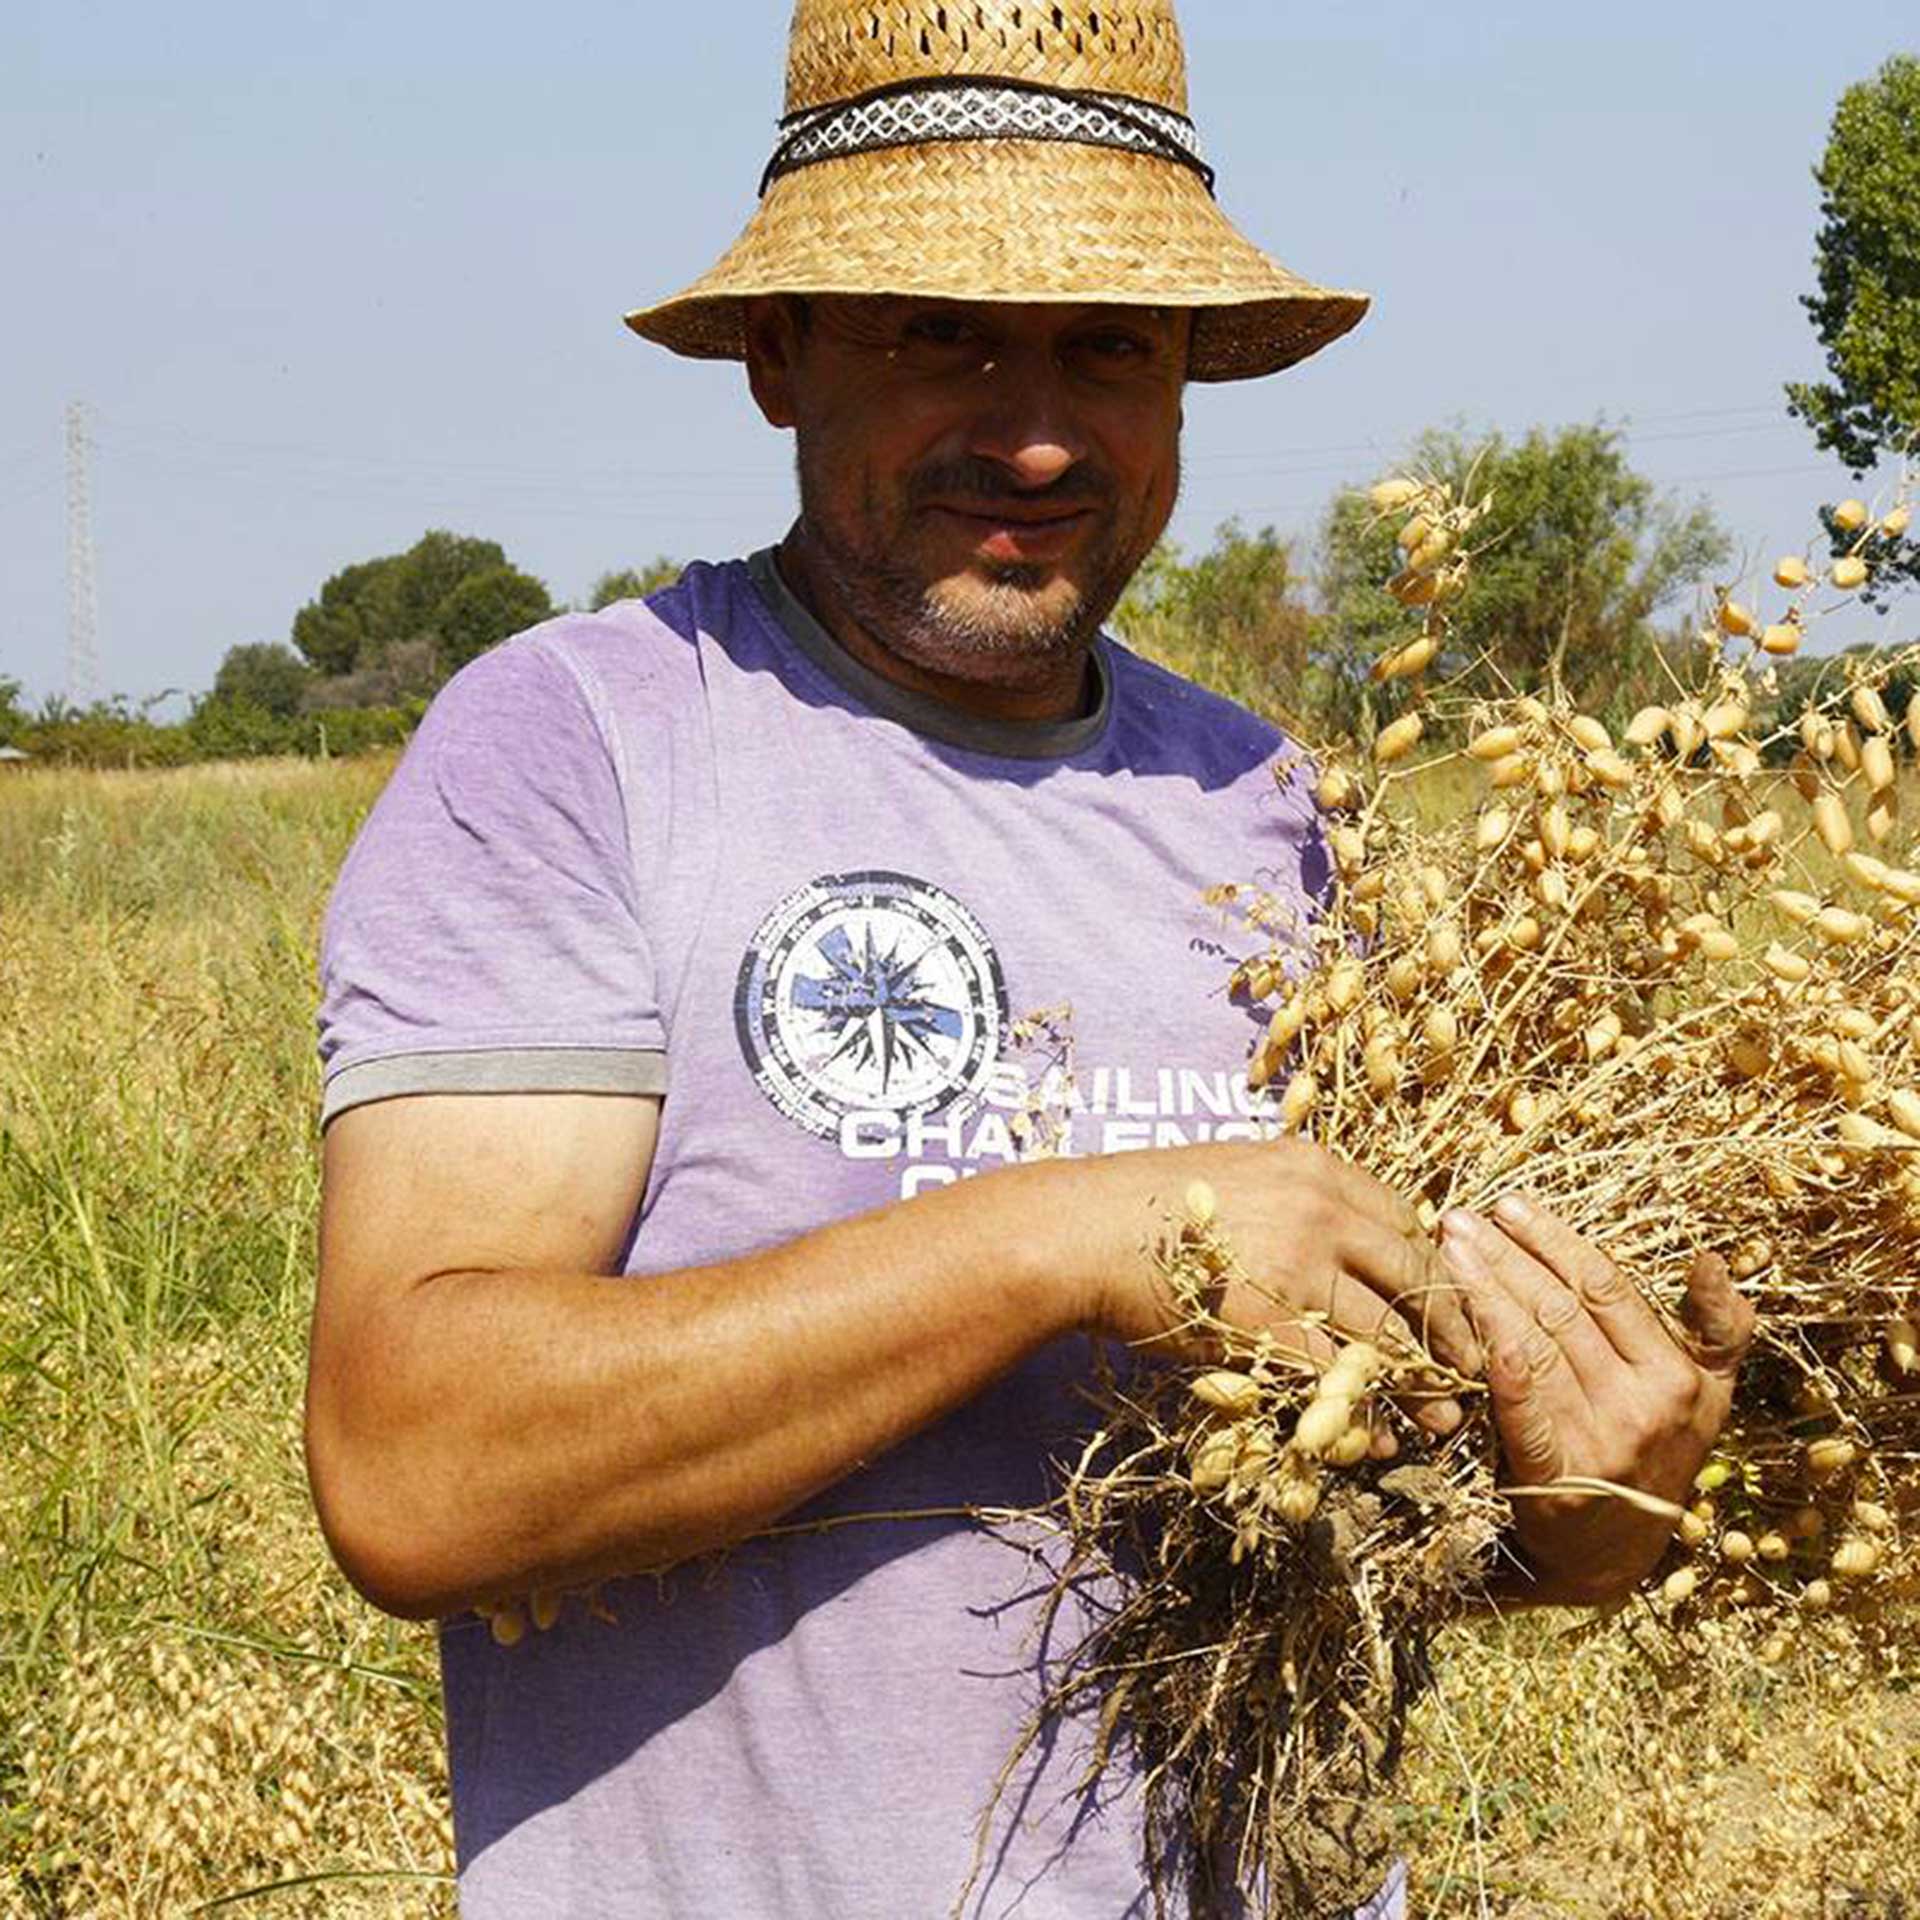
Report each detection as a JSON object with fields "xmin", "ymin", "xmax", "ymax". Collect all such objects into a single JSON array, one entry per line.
[{"xmin": 321, "ymin": 1048, "xmax": 669, "ymax": 1127}]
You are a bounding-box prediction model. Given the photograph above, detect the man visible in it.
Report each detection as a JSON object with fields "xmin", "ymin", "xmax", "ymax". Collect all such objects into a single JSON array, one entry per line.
[{"xmin": 305, "ymin": 4, "xmax": 1754, "ymax": 1914}]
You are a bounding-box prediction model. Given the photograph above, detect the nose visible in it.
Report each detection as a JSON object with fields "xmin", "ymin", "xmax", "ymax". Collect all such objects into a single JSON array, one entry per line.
[{"xmin": 963, "ymin": 347, "xmax": 1090, "ymax": 491}]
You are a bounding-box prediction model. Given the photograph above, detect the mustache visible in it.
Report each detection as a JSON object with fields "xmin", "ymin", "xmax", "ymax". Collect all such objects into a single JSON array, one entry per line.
[{"xmin": 907, "ymin": 457, "xmax": 1114, "ymax": 511}]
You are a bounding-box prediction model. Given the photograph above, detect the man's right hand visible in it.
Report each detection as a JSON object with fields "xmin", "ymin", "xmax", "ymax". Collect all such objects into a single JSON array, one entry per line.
[{"xmin": 1056, "ymin": 1140, "xmax": 1481, "ymax": 1437}]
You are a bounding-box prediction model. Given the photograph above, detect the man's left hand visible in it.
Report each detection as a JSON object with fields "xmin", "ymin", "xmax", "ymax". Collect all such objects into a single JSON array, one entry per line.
[{"xmin": 1438, "ymin": 1193, "xmax": 1757, "ymax": 1609}]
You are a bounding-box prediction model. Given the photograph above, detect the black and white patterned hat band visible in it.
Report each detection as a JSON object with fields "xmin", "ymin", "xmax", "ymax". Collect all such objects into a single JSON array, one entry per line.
[{"xmin": 759, "ymin": 75, "xmax": 1216, "ymax": 198}]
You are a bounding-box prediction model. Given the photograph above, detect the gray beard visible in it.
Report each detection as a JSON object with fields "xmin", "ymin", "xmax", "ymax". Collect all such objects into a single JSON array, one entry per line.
[{"xmin": 792, "ymin": 458, "xmax": 1135, "ymax": 692}]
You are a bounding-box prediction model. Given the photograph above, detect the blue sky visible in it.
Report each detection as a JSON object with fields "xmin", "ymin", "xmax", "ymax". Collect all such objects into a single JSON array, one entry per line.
[{"xmin": 2, "ymin": 2, "xmax": 1913, "ymax": 709}]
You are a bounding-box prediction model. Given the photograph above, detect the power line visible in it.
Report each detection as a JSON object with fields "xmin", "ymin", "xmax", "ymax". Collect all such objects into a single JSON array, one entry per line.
[
  {"xmin": 88, "ymin": 398, "xmax": 1810, "ymax": 494},
  {"xmin": 92, "ymin": 414, "xmax": 791, "ymax": 490},
  {"xmin": 1664, "ymin": 459, "xmax": 1843, "ymax": 487},
  {"xmin": 1183, "ymin": 415, "xmax": 1804, "ymax": 476},
  {"xmin": 54, "ymin": 405, "xmax": 1863, "ymax": 557},
  {"xmin": 1175, "ymin": 459, "xmax": 1850, "ymax": 531}
]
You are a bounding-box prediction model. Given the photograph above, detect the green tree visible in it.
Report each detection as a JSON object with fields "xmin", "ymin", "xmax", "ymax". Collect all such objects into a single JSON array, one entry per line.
[
  {"xmin": 16, "ymin": 694, "xmax": 193, "ymax": 771},
  {"xmin": 1113, "ymin": 521, "xmax": 1317, "ymax": 725},
  {"xmin": 0, "ymin": 675, "xmax": 24, "ymax": 745},
  {"xmin": 1787, "ymin": 55, "xmax": 1920, "ymax": 596},
  {"xmin": 291, "ymin": 556, "xmax": 403, "ymax": 675},
  {"xmin": 212, "ymin": 642, "xmax": 311, "ymax": 719},
  {"xmin": 1317, "ymin": 423, "xmax": 1730, "ymax": 732},
  {"xmin": 390, "ymin": 531, "xmax": 510, "ymax": 642},
  {"xmin": 299, "ymin": 635, "xmax": 441, "ymax": 712},
  {"xmin": 590, "ymin": 558, "xmax": 681, "ymax": 609},
  {"xmin": 289, "ymin": 532, "xmax": 514, "ymax": 676},
  {"xmin": 434, "ymin": 565, "xmax": 556, "ymax": 675},
  {"xmin": 185, "ymin": 696, "xmax": 298, "ymax": 760}
]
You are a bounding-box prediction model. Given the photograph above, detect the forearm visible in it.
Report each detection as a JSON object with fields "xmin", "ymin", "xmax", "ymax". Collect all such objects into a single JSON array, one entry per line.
[{"xmin": 308, "ymin": 1157, "xmax": 1098, "ymax": 1619}]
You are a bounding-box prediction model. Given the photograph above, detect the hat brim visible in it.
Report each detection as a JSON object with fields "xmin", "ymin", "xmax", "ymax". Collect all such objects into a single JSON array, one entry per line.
[{"xmin": 624, "ymin": 140, "xmax": 1369, "ymax": 384}]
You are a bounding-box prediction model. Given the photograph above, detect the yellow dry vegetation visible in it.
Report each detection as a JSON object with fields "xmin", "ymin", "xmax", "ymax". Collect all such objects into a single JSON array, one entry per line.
[
  {"xmin": 0, "ymin": 755, "xmax": 1913, "ymax": 1917},
  {"xmin": 0, "ymin": 757, "xmax": 452, "ymax": 1919},
  {"xmin": 1400, "ymin": 1610, "xmax": 1920, "ymax": 1917}
]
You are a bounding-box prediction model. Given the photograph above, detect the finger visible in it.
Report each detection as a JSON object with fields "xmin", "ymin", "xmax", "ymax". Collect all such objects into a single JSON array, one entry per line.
[
  {"xmin": 1456, "ymin": 1282, "xmax": 1568, "ymax": 1485},
  {"xmin": 1254, "ymin": 1316, "xmax": 1341, "ymax": 1377},
  {"xmin": 1311, "ymin": 1144, "xmax": 1434, "ymax": 1252},
  {"xmin": 1677, "ymin": 1252, "xmax": 1755, "ymax": 1379},
  {"xmin": 1339, "ymin": 1215, "xmax": 1485, "ymax": 1379},
  {"xmin": 1303, "ymin": 1143, "xmax": 1481, "ymax": 1375},
  {"xmin": 1228, "ymin": 1298, "xmax": 1445, "ymax": 1445},
  {"xmin": 1487, "ymin": 1340, "xmax": 1564, "ymax": 1484},
  {"xmin": 1322, "ymin": 1267, "xmax": 1465, "ymax": 1439},
  {"xmin": 1443, "ymin": 1227, "xmax": 1589, "ymax": 1421},
  {"xmin": 1487, "ymin": 1193, "xmax": 1674, "ymax": 1368},
  {"xmin": 1206, "ymin": 1265, "xmax": 1335, "ymax": 1369},
  {"xmin": 1442, "ymin": 1210, "xmax": 1613, "ymax": 1404}
]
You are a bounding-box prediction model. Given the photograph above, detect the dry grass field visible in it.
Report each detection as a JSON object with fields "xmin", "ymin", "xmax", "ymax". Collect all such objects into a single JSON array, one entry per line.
[{"xmin": 0, "ymin": 756, "xmax": 1913, "ymax": 1918}]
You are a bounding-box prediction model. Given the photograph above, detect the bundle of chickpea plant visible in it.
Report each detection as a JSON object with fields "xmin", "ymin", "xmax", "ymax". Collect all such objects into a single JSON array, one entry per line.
[{"xmin": 971, "ymin": 470, "xmax": 1920, "ymax": 1920}]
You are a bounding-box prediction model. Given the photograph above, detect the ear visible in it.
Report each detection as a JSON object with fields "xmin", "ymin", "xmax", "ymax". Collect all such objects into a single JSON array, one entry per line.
[{"xmin": 743, "ymin": 296, "xmax": 803, "ymax": 430}]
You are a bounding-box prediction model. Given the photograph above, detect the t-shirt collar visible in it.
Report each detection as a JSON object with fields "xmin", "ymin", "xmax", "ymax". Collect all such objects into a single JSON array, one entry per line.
[{"xmin": 746, "ymin": 546, "xmax": 1113, "ymax": 762}]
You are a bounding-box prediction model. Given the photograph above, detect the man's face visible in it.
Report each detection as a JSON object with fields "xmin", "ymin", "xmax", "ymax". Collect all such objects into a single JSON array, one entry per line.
[{"xmin": 745, "ymin": 294, "xmax": 1190, "ymax": 692}]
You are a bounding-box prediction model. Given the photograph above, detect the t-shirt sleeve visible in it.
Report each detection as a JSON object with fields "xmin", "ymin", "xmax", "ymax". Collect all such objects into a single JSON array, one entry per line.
[{"xmin": 316, "ymin": 632, "xmax": 668, "ymax": 1127}]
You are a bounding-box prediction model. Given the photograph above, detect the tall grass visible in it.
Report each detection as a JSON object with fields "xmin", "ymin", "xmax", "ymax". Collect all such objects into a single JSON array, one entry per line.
[
  {"xmin": 0, "ymin": 758, "xmax": 451, "ymax": 1918},
  {"xmin": 0, "ymin": 757, "xmax": 1912, "ymax": 1918}
]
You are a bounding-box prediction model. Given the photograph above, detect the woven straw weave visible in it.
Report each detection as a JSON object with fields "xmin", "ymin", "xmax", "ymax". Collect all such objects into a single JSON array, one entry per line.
[
  {"xmin": 784, "ymin": 1, "xmax": 1190, "ymax": 116},
  {"xmin": 624, "ymin": 0, "xmax": 1370, "ymax": 384}
]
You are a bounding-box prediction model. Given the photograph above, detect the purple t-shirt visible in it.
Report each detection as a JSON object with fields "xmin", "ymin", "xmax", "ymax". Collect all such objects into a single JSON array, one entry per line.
[{"xmin": 316, "ymin": 549, "xmax": 1408, "ymax": 1920}]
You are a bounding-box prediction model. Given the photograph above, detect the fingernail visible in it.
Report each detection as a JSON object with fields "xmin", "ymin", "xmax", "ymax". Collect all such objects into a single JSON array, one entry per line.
[
  {"xmin": 1431, "ymin": 1399, "xmax": 1464, "ymax": 1434},
  {"xmin": 1441, "ymin": 1208, "xmax": 1482, "ymax": 1240},
  {"xmin": 1494, "ymin": 1193, "xmax": 1532, "ymax": 1226}
]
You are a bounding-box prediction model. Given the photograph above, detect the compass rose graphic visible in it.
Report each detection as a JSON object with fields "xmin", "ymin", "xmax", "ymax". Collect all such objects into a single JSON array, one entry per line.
[
  {"xmin": 794, "ymin": 922, "xmax": 967, "ymax": 1095},
  {"xmin": 735, "ymin": 871, "xmax": 1007, "ymax": 1140}
]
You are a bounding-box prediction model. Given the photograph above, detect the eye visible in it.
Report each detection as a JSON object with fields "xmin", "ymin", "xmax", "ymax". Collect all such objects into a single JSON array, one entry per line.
[
  {"xmin": 1077, "ymin": 328, "xmax": 1155, "ymax": 365},
  {"xmin": 902, "ymin": 311, "xmax": 977, "ymax": 349}
]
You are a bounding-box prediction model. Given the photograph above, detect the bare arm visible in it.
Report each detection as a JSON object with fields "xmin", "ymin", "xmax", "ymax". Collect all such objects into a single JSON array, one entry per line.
[
  {"xmin": 306, "ymin": 1091, "xmax": 1094, "ymax": 1618},
  {"xmin": 306, "ymin": 1096, "xmax": 1476, "ymax": 1622}
]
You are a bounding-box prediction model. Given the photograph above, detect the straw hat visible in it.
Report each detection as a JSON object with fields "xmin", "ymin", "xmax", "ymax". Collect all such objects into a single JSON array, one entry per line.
[{"xmin": 624, "ymin": 0, "xmax": 1369, "ymax": 383}]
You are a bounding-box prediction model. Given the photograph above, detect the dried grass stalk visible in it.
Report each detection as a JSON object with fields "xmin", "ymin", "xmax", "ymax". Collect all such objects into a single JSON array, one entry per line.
[{"xmin": 1000, "ymin": 469, "xmax": 1920, "ymax": 1919}]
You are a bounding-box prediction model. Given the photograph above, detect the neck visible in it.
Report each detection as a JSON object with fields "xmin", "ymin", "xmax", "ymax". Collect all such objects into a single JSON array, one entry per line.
[{"xmin": 773, "ymin": 527, "xmax": 1093, "ymax": 726}]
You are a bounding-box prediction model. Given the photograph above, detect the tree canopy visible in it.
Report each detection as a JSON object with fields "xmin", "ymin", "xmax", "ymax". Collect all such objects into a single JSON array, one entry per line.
[
  {"xmin": 211, "ymin": 642, "xmax": 312, "ymax": 719},
  {"xmin": 1111, "ymin": 428, "xmax": 1730, "ymax": 743},
  {"xmin": 289, "ymin": 530, "xmax": 549, "ymax": 683},
  {"xmin": 435, "ymin": 566, "xmax": 561, "ymax": 676},
  {"xmin": 1317, "ymin": 423, "xmax": 1730, "ymax": 730},
  {"xmin": 1115, "ymin": 522, "xmax": 1316, "ymax": 726},
  {"xmin": 1786, "ymin": 54, "xmax": 1920, "ymax": 593},
  {"xmin": 291, "ymin": 555, "xmax": 407, "ymax": 677},
  {"xmin": 590, "ymin": 559, "xmax": 681, "ymax": 609}
]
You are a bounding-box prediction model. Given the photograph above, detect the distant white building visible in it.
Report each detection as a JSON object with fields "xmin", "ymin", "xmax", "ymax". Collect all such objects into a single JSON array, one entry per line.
[{"xmin": 0, "ymin": 746, "xmax": 30, "ymax": 765}]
